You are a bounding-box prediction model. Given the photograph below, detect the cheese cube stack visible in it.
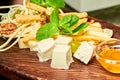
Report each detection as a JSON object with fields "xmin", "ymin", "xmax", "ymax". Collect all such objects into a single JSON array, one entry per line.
[
  {"xmin": 74, "ymin": 41, "xmax": 95, "ymax": 64},
  {"xmin": 35, "ymin": 38, "xmax": 55, "ymax": 62},
  {"xmin": 55, "ymin": 35, "xmax": 72, "ymax": 45},
  {"xmin": 51, "ymin": 45, "xmax": 73, "ymax": 69}
]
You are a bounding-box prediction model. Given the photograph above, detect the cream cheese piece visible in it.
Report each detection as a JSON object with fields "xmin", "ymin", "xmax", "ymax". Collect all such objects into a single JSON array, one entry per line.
[
  {"xmin": 55, "ymin": 35, "xmax": 72, "ymax": 45},
  {"xmin": 74, "ymin": 41, "xmax": 95, "ymax": 64},
  {"xmin": 35, "ymin": 38, "xmax": 55, "ymax": 62},
  {"xmin": 51, "ymin": 45, "xmax": 73, "ymax": 69}
]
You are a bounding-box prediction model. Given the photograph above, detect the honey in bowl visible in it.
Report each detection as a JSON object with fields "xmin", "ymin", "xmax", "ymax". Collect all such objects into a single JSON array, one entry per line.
[{"xmin": 96, "ymin": 40, "xmax": 120, "ymax": 73}]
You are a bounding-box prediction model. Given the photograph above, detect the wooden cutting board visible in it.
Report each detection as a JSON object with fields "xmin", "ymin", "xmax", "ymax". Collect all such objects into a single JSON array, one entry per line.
[{"xmin": 0, "ymin": 17, "xmax": 120, "ymax": 80}]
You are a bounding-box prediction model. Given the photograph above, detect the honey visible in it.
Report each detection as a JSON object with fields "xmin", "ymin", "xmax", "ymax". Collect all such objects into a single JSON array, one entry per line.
[
  {"xmin": 99, "ymin": 49, "xmax": 120, "ymax": 60},
  {"xmin": 96, "ymin": 48, "xmax": 120, "ymax": 73}
]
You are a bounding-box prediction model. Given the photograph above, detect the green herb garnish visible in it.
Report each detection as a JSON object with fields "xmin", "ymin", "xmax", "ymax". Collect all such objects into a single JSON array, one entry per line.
[
  {"xmin": 30, "ymin": 0, "xmax": 65, "ymax": 8},
  {"xmin": 36, "ymin": 23, "xmax": 58, "ymax": 40},
  {"xmin": 73, "ymin": 23, "xmax": 88, "ymax": 33},
  {"xmin": 31, "ymin": 0, "xmax": 88, "ymax": 40},
  {"xmin": 59, "ymin": 14, "xmax": 79, "ymax": 34},
  {"xmin": 31, "ymin": 0, "xmax": 65, "ymax": 40},
  {"xmin": 30, "ymin": 0, "xmax": 45, "ymax": 6}
]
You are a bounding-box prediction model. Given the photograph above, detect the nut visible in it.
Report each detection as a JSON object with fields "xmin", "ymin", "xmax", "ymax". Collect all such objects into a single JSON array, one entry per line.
[{"xmin": 0, "ymin": 22, "xmax": 17, "ymax": 35}]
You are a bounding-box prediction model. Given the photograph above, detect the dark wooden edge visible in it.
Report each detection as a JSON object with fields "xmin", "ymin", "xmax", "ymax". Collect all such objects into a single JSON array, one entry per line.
[
  {"xmin": 0, "ymin": 63, "xmax": 39, "ymax": 80},
  {"xmin": 0, "ymin": 64, "xmax": 22, "ymax": 80}
]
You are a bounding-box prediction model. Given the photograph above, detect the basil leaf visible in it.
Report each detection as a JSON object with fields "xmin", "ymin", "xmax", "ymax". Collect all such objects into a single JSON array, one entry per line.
[
  {"xmin": 36, "ymin": 23, "xmax": 58, "ymax": 40},
  {"xmin": 73, "ymin": 23, "xmax": 88, "ymax": 33},
  {"xmin": 50, "ymin": 7, "xmax": 59, "ymax": 27}
]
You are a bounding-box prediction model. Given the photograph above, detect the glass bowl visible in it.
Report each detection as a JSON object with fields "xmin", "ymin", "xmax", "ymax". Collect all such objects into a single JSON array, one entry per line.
[{"xmin": 95, "ymin": 40, "xmax": 120, "ymax": 73}]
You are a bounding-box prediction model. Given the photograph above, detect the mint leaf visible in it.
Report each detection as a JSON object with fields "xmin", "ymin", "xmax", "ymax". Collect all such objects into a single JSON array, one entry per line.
[
  {"xmin": 45, "ymin": 0, "xmax": 65, "ymax": 8},
  {"xmin": 36, "ymin": 23, "xmax": 58, "ymax": 40},
  {"xmin": 30, "ymin": 0, "xmax": 65, "ymax": 8},
  {"xmin": 59, "ymin": 15, "xmax": 72, "ymax": 27},
  {"xmin": 50, "ymin": 7, "xmax": 59, "ymax": 27},
  {"xmin": 73, "ymin": 23, "xmax": 88, "ymax": 33},
  {"xmin": 59, "ymin": 15, "xmax": 79, "ymax": 27},
  {"xmin": 34, "ymin": 0, "xmax": 66, "ymax": 40},
  {"xmin": 70, "ymin": 15, "xmax": 80, "ymax": 27},
  {"xmin": 60, "ymin": 27, "xmax": 73, "ymax": 35},
  {"xmin": 54, "ymin": 0, "xmax": 65, "ymax": 8},
  {"xmin": 59, "ymin": 14, "xmax": 79, "ymax": 34}
]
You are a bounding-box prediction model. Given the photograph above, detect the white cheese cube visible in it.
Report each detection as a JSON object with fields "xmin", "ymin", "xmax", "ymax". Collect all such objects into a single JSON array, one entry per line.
[
  {"xmin": 55, "ymin": 36, "xmax": 72, "ymax": 45},
  {"xmin": 74, "ymin": 41, "xmax": 95, "ymax": 64},
  {"xmin": 51, "ymin": 45, "xmax": 73, "ymax": 69},
  {"xmin": 36, "ymin": 38, "xmax": 55, "ymax": 62}
]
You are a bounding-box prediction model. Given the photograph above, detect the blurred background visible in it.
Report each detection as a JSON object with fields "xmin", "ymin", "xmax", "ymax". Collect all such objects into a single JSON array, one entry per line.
[
  {"xmin": 0, "ymin": 0, "xmax": 120, "ymax": 26},
  {"xmin": 65, "ymin": 0, "xmax": 120, "ymax": 26}
]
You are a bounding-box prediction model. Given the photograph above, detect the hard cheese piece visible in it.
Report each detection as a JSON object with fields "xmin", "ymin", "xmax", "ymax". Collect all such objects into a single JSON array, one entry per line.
[
  {"xmin": 28, "ymin": 41, "xmax": 38, "ymax": 51},
  {"xmin": 74, "ymin": 41, "xmax": 95, "ymax": 64},
  {"xmin": 51, "ymin": 45, "xmax": 73, "ymax": 69},
  {"xmin": 55, "ymin": 35, "xmax": 72, "ymax": 45},
  {"xmin": 87, "ymin": 30, "xmax": 110, "ymax": 38},
  {"xmin": 103, "ymin": 28, "xmax": 113, "ymax": 37},
  {"xmin": 18, "ymin": 38, "xmax": 29, "ymax": 48},
  {"xmin": 35, "ymin": 38, "xmax": 55, "ymax": 62}
]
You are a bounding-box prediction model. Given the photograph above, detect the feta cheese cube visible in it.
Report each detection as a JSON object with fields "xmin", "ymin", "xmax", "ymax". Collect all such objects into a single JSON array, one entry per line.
[
  {"xmin": 36, "ymin": 38, "xmax": 55, "ymax": 62},
  {"xmin": 55, "ymin": 36, "xmax": 72, "ymax": 45},
  {"xmin": 51, "ymin": 45, "xmax": 73, "ymax": 69},
  {"xmin": 74, "ymin": 41, "xmax": 95, "ymax": 64}
]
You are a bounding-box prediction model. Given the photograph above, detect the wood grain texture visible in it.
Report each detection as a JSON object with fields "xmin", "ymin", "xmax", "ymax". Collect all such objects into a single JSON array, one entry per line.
[{"xmin": 0, "ymin": 17, "xmax": 120, "ymax": 80}]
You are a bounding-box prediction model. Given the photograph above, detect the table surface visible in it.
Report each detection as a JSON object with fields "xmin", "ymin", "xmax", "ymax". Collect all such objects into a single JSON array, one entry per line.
[{"xmin": 0, "ymin": 16, "xmax": 120, "ymax": 80}]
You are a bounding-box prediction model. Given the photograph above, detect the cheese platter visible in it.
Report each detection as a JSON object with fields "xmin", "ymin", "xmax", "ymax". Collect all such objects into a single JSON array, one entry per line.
[{"xmin": 0, "ymin": 0, "xmax": 120, "ymax": 79}]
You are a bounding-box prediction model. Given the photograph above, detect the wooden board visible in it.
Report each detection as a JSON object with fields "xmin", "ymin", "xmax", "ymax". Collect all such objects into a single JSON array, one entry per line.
[{"xmin": 0, "ymin": 17, "xmax": 120, "ymax": 80}]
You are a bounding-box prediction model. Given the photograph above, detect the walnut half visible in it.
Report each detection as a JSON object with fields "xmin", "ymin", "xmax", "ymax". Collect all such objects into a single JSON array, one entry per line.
[{"xmin": 0, "ymin": 22, "xmax": 17, "ymax": 35}]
